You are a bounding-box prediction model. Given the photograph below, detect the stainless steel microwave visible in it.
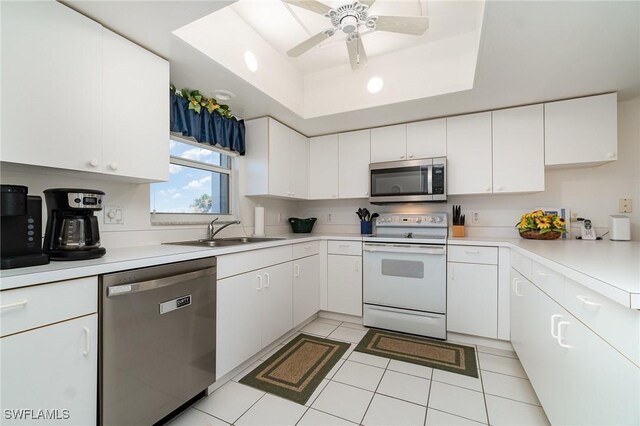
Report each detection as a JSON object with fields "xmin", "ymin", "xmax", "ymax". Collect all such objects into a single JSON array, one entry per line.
[{"xmin": 369, "ymin": 157, "xmax": 446, "ymax": 204}]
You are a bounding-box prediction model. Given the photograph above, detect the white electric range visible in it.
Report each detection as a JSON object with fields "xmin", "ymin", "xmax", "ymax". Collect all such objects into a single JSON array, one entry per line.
[{"xmin": 362, "ymin": 213, "xmax": 448, "ymax": 339}]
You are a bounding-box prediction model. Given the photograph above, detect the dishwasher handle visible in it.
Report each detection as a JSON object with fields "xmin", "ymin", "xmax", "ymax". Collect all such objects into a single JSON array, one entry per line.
[{"xmin": 107, "ymin": 267, "xmax": 216, "ymax": 297}]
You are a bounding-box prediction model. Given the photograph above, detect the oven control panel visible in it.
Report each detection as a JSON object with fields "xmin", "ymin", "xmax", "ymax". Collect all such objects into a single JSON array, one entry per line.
[{"xmin": 376, "ymin": 213, "xmax": 447, "ymax": 227}]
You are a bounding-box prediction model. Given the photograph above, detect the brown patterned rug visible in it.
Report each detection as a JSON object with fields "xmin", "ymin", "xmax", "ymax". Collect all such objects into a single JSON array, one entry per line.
[
  {"xmin": 239, "ymin": 334, "xmax": 349, "ymax": 404},
  {"xmin": 355, "ymin": 328, "xmax": 478, "ymax": 378}
]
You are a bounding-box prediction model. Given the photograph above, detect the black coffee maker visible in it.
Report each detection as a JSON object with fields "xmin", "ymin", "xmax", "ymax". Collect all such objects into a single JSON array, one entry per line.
[
  {"xmin": 0, "ymin": 185, "xmax": 50, "ymax": 269},
  {"xmin": 43, "ymin": 188, "xmax": 106, "ymax": 260}
]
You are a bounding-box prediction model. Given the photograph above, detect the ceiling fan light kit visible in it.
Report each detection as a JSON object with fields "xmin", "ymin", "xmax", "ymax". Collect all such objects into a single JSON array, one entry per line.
[{"xmin": 284, "ymin": 0, "xmax": 429, "ymax": 70}]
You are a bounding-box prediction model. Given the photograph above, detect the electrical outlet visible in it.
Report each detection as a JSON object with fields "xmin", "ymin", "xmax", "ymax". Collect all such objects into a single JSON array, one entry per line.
[
  {"xmin": 472, "ymin": 211, "xmax": 479, "ymax": 224},
  {"xmin": 104, "ymin": 206, "xmax": 123, "ymax": 224},
  {"xmin": 619, "ymin": 198, "xmax": 632, "ymax": 213},
  {"xmin": 327, "ymin": 213, "xmax": 332, "ymax": 223},
  {"xmin": 571, "ymin": 212, "xmax": 579, "ymax": 222}
]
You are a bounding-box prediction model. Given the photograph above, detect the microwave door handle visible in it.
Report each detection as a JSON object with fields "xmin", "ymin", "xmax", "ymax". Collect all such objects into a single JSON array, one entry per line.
[{"xmin": 427, "ymin": 165, "xmax": 433, "ymax": 195}]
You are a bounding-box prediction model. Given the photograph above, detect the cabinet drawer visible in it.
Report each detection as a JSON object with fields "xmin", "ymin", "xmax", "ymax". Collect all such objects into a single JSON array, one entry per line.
[
  {"xmin": 292, "ymin": 241, "xmax": 320, "ymax": 259},
  {"xmin": 217, "ymin": 245, "xmax": 292, "ymax": 279},
  {"xmin": 448, "ymin": 245, "xmax": 497, "ymax": 265},
  {"xmin": 531, "ymin": 261, "xmax": 564, "ymax": 302},
  {"xmin": 328, "ymin": 240, "xmax": 362, "ymax": 256},
  {"xmin": 511, "ymin": 250, "xmax": 532, "ymax": 280},
  {"xmin": 564, "ymin": 278, "xmax": 640, "ymax": 366},
  {"xmin": 0, "ymin": 277, "xmax": 97, "ymax": 337}
]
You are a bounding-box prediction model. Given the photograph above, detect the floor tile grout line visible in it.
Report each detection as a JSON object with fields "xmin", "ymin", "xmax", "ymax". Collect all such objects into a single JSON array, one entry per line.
[
  {"xmin": 478, "ymin": 351, "xmax": 491, "ymax": 426},
  {"xmin": 191, "ymin": 407, "xmax": 232, "ymax": 425},
  {"xmin": 427, "ymin": 407, "xmax": 488, "ymax": 425},
  {"xmin": 229, "ymin": 391, "xmax": 268, "ymax": 425},
  {"xmin": 483, "ymin": 391, "xmax": 542, "ymax": 407},
  {"xmin": 358, "ymin": 356, "xmax": 387, "ymax": 426},
  {"xmin": 476, "ymin": 350, "xmax": 519, "ymax": 360},
  {"xmin": 479, "ymin": 367, "xmax": 530, "ymax": 380}
]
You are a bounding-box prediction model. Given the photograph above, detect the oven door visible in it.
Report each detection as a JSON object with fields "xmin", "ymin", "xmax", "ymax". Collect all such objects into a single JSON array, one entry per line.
[
  {"xmin": 369, "ymin": 159, "xmax": 433, "ymax": 203},
  {"xmin": 363, "ymin": 243, "xmax": 446, "ymax": 313}
]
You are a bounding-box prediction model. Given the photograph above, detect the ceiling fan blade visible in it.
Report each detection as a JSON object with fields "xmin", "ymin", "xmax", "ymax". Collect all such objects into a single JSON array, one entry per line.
[
  {"xmin": 373, "ymin": 15, "xmax": 429, "ymax": 35},
  {"xmin": 346, "ymin": 35, "xmax": 368, "ymax": 70},
  {"xmin": 282, "ymin": 0, "xmax": 331, "ymax": 15},
  {"xmin": 287, "ymin": 30, "xmax": 334, "ymax": 57},
  {"xmin": 359, "ymin": 0, "xmax": 377, "ymax": 8}
]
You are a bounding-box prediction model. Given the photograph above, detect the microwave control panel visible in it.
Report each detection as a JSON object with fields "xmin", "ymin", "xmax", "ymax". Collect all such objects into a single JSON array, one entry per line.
[{"xmin": 432, "ymin": 166, "xmax": 445, "ymax": 195}]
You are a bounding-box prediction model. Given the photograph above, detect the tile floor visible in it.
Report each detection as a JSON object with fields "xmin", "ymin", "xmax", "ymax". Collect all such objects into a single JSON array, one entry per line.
[{"xmin": 169, "ymin": 318, "xmax": 550, "ymax": 426}]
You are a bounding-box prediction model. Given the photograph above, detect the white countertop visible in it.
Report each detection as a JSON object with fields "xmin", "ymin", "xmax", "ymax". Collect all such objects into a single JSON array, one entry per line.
[{"xmin": 2, "ymin": 233, "xmax": 638, "ymax": 309}]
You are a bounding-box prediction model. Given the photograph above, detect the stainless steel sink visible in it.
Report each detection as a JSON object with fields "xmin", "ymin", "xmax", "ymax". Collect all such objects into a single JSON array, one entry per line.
[{"xmin": 164, "ymin": 237, "xmax": 285, "ymax": 248}]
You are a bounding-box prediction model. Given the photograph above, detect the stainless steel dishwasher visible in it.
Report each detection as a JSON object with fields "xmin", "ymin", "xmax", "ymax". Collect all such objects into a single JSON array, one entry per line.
[{"xmin": 100, "ymin": 257, "xmax": 216, "ymax": 426}]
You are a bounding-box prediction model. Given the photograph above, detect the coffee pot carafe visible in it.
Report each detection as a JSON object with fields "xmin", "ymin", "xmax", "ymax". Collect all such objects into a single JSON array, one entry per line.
[{"xmin": 43, "ymin": 188, "xmax": 106, "ymax": 260}]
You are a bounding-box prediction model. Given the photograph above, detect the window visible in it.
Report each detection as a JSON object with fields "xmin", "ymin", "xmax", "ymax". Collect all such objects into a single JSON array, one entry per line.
[{"xmin": 150, "ymin": 137, "xmax": 232, "ymax": 218}]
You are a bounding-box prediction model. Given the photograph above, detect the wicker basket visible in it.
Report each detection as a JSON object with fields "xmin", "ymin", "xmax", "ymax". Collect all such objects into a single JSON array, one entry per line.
[{"xmin": 519, "ymin": 230, "xmax": 561, "ymax": 240}]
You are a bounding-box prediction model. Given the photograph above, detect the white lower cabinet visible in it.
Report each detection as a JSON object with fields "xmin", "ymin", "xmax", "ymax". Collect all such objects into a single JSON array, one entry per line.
[
  {"xmin": 511, "ymin": 269, "xmax": 640, "ymax": 425},
  {"xmin": 447, "ymin": 262, "xmax": 498, "ymax": 338},
  {"xmin": 293, "ymin": 254, "xmax": 320, "ymax": 327},
  {"xmin": 216, "ymin": 262, "xmax": 293, "ymax": 379},
  {"xmin": 0, "ymin": 314, "xmax": 98, "ymax": 426},
  {"xmin": 327, "ymin": 254, "xmax": 362, "ymax": 316}
]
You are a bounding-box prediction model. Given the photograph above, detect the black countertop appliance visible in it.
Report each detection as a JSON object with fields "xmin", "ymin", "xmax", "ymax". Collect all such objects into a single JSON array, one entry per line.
[
  {"xmin": 43, "ymin": 188, "xmax": 106, "ymax": 260},
  {"xmin": 1, "ymin": 184, "xmax": 50, "ymax": 269}
]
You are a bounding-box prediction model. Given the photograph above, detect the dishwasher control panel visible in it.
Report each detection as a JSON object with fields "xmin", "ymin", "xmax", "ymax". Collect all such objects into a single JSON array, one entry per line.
[{"xmin": 159, "ymin": 294, "xmax": 192, "ymax": 314}]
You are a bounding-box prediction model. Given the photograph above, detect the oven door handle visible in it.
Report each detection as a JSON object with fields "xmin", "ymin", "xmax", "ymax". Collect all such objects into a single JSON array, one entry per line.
[{"xmin": 363, "ymin": 244, "xmax": 445, "ymax": 255}]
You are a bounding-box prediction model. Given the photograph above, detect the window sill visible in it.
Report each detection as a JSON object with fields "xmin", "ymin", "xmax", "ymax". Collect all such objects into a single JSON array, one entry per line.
[{"xmin": 150, "ymin": 213, "xmax": 238, "ymax": 226}]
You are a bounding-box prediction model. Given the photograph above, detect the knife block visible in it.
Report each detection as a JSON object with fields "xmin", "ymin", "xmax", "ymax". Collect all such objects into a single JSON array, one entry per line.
[{"xmin": 452, "ymin": 225, "xmax": 465, "ymax": 237}]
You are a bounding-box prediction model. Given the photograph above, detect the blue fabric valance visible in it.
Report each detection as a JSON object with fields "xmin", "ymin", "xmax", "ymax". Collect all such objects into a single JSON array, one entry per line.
[{"xmin": 170, "ymin": 91, "xmax": 246, "ymax": 155}]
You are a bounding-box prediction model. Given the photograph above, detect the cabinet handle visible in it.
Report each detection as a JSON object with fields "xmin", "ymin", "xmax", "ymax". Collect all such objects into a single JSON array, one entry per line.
[
  {"xmin": 550, "ymin": 314, "xmax": 562, "ymax": 338},
  {"xmin": 408, "ymin": 154, "xmax": 414, "ymax": 158},
  {"xmin": 88, "ymin": 159, "xmax": 99, "ymax": 168},
  {"xmin": 338, "ymin": 244, "xmax": 350, "ymax": 248},
  {"xmin": 332, "ymin": 194, "xmax": 337, "ymax": 198},
  {"xmin": 486, "ymin": 187, "xmax": 491, "ymax": 192},
  {"xmin": 556, "ymin": 321, "xmax": 571, "ymax": 348},
  {"xmin": 512, "ymin": 278, "xmax": 522, "ymax": 296},
  {"xmin": 0, "ymin": 299, "xmax": 28, "ymax": 310},
  {"xmin": 294, "ymin": 264, "xmax": 300, "ymax": 277},
  {"xmin": 109, "ymin": 162, "xmax": 118, "ymax": 171},
  {"xmin": 303, "ymin": 245, "xmax": 312, "ymax": 249},
  {"xmin": 607, "ymin": 152, "xmax": 616, "ymax": 159},
  {"xmin": 355, "ymin": 260, "xmax": 359, "ymax": 273},
  {"xmin": 82, "ymin": 327, "xmax": 91, "ymax": 357},
  {"xmin": 264, "ymin": 273, "xmax": 270, "ymax": 288},
  {"xmin": 464, "ymin": 250, "xmax": 479, "ymax": 254},
  {"xmin": 536, "ymin": 271, "xmax": 548, "ymax": 277},
  {"xmin": 257, "ymin": 275, "xmax": 263, "ymax": 291},
  {"xmin": 364, "ymin": 191, "xmax": 368, "ymax": 196},
  {"xmin": 496, "ymin": 186, "xmax": 503, "ymax": 191},
  {"xmin": 450, "ymin": 267, "xmax": 455, "ymax": 281},
  {"xmin": 576, "ymin": 295, "xmax": 601, "ymax": 307}
]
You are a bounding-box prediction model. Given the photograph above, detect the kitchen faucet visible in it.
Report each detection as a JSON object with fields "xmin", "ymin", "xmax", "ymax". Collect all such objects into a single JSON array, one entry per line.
[{"xmin": 207, "ymin": 217, "xmax": 241, "ymax": 239}]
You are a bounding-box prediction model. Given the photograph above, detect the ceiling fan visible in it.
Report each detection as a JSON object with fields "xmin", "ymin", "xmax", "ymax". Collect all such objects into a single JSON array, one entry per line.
[{"xmin": 283, "ymin": 0, "xmax": 429, "ymax": 70}]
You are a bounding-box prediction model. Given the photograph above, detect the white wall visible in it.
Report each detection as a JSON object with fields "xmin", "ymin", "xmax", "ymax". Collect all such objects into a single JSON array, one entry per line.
[{"xmin": 299, "ymin": 97, "xmax": 640, "ymax": 241}]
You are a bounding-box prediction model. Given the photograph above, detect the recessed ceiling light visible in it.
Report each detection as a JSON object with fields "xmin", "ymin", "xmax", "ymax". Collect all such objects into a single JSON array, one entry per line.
[
  {"xmin": 244, "ymin": 51, "xmax": 258, "ymax": 72},
  {"xmin": 213, "ymin": 90, "xmax": 235, "ymax": 101},
  {"xmin": 367, "ymin": 77, "xmax": 384, "ymax": 94}
]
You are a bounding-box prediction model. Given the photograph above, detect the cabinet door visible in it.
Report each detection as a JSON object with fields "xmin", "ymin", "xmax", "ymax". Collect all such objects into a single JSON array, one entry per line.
[
  {"xmin": 492, "ymin": 105, "xmax": 544, "ymax": 193},
  {"xmin": 545, "ymin": 93, "xmax": 617, "ymax": 167},
  {"xmin": 102, "ymin": 28, "xmax": 169, "ymax": 182},
  {"xmin": 0, "ymin": 314, "xmax": 97, "ymax": 426},
  {"xmin": 338, "ymin": 130, "xmax": 371, "ymax": 199},
  {"xmin": 327, "ymin": 255, "xmax": 362, "ymax": 316},
  {"xmin": 1, "ymin": 1, "xmax": 103, "ymax": 173},
  {"xmin": 370, "ymin": 125, "xmax": 407, "ymax": 163},
  {"xmin": 447, "ymin": 263, "xmax": 498, "ymax": 338},
  {"xmin": 261, "ymin": 262, "xmax": 293, "ymax": 348},
  {"xmin": 293, "ymin": 255, "xmax": 320, "ymax": 326},
  {"xmin": 216, "ymin": 271, "xmax": 262, "ymax": 378},
  {"xmin": 309, "ymin": 135, "xmax": 339, "ymax": 199},
  {"xmin": 289, "ymin": 130, "xmax": 309, "ymax": 199},
  {"xmin": 446, "ymin": 112, "xmax": 493, "ymax": 195},
  {"xmin": 268, "ymin": 119, "xmax": 291, "ymax": 197},
  {"xmin": 406, "ymin": 119, "xmax": 446, "ymax": 159}
]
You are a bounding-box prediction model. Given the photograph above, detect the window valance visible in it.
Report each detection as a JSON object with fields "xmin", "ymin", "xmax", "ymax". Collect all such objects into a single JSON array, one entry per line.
[{"xmin": 170, "ymin": 90, "xmax": 245, "ymax": 155}]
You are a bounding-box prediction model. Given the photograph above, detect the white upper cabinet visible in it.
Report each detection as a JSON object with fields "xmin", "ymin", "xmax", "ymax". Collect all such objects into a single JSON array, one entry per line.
[
  {"xmin": 446, "ymin": 112, "xmax": 493, "ymax": 195},
  {"xmin": 370, "ymin": 124, "xmax": 406, "ymax": 163},
  {"xmin": 545, "ymin": 93, "xmax": 617, "ymax": 167},
  {"xmin": 338, "ymin": 129, "xmax": 371, "ymax": 199},
  {"xmin": 309, "ymin": 135, "xmax": 339, "ymax": 199},
  {"xmin": 289, "ymin": 129, "xmax": 309, "ymax": 199},
  {"xmin": 406, "ymin": 118, "xmax": 447, "ymax": 159},
  {"xmin": 492, "ymin": 105, "xmax": 544, "ymax": 193},
  {"xmin": 244, "ymin": 118, "xmax": 310, "ymax": 199},
  {"xmin": 102, "ymin": 28, "xmax": 169, "ymax": 182},
  {"xmin": 0, "ymin": 1, "xmax": 169, "ymax": 182},
  {"xmin": 1, "ymin": 1, "xmax": 103, "ymax": 173}
]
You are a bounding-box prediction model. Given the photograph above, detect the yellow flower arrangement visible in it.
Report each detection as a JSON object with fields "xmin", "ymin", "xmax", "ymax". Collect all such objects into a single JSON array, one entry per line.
[
  {"xmin": 516, "ymin": 210, "xmax": 567, "ymax": 236},
  {"xmin": 171, "ymin": 85, "xmax": 235, "ymax": 119}
]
